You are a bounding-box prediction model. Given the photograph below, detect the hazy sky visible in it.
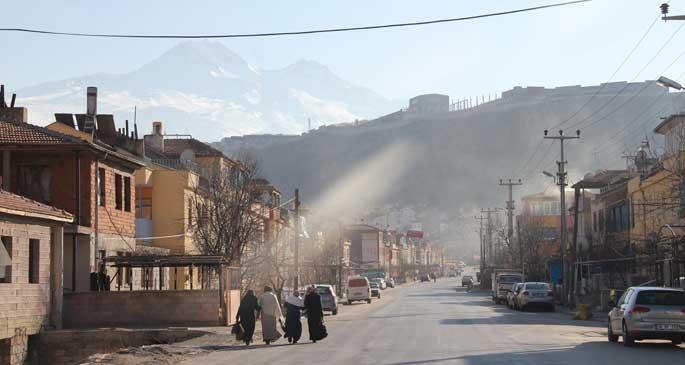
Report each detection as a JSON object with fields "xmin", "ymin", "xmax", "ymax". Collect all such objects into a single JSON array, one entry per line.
[{"xmin": 2, "ymin": 0, "xmax": 684, "ymax": 101}]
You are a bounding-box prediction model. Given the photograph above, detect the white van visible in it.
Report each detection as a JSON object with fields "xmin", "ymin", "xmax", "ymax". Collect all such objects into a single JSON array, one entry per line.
[{"xmin": 346, "ymin": 276, "xmax": 371, "ymax": 304}]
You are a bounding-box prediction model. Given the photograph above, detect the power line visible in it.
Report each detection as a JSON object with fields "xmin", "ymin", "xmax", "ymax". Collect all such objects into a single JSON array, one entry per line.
[
  {"xmin": 567, "ymin": 21, "xmax": 685, "ymax": 131},
  {"xmin": 547, "ymin": 13, "xmax": 661, "ymax": 131},
  {"xmin": 0, "ymin": 1, "xmax": 591, "ymax": 39}
]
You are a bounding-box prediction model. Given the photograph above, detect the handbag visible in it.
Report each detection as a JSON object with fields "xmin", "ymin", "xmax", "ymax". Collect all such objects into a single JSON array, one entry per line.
[{"xmin": 231, "ymin": 323, "xmax": 245, "ymax": 341}]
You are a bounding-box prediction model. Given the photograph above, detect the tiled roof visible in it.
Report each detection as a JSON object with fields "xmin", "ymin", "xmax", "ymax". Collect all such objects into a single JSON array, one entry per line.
[
  {"xmin": 0, "ymin": 189, "xmax": 73, "ymax": 222},
  {"xmin": 0, "ymin": 120, "xmax": 82, "ymax": 145},
  {"xmin": 163, "ymin": 138, "xmax": 225, "ymax": 157}
]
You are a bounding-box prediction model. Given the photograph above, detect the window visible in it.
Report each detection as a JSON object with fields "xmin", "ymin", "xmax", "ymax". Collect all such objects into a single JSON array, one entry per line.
[
  {"xmin": 0, "ymin": 236, "xmax": 12, "ymax": 283},
  {"xmin": 135, "ymin": 187, "xmax": 152, "ymax": 219},
  {"xmin": 28, "ymin": 239, "xmax": 39, "ymax": 284},
  {"xmin": 98, "ymin": 168, "xmax": 106, "ymax": 207},
  {"xmin": 115, "ymin": 174, "xmax": 123, "ymax": 210},
  {"xmin": 124, "ymin": 176, "xmax": 131, "ymax": 212}
]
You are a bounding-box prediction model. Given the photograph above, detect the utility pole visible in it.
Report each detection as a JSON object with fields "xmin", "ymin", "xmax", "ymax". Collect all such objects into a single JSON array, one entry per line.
[
  {"xmin": 499, "ymin": 179, "xmax": 523, "ymax": 246},
  {"xmin": 475, "ymin": 215, "xmax": 486, "ymax": 272},
  {"xmin": 544, "ymin": 129, "xmax": 580, "ymax": 305},
  {"xmin": 481, "ymin": 208, "xmax": 500, "ymax": 266},
  {"xmin": 660, "ymin": 3, "xmax": 685, "ymax": 21},
  {"xmin": 294, "ymin": 189, "xmax": 300, "ymax": 291}
]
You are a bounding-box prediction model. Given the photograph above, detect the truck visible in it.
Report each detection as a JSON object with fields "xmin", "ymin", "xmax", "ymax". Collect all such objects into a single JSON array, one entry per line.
[{"xmin": 491, "ymin": 269, "xmax": 524, "ymax": 304}]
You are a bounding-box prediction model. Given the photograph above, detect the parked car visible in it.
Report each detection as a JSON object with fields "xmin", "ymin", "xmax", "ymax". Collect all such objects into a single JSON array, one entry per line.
[
  {"xmin": 387, "ymin": 278, "xmax": 395, "ymax": 288},
  {"xmin": 420, "ymin": 274, "xmax": 430, "ymax": 282},
  {"xmin": 314, "ymin": 284, "xmax": 339, "ymax": 315},
  {"xmin": 462, "ymin": 275, "xmax": 474, "ymax": 287},
  {"xmin": 517, "ymin": 282, "xmax": 555, "ymax": 311},
  {"xmin": 370, "ymin": 282, "xmax": 381, "ymax": 298},
  {"xmin": 346, "ymin": 276, "xmax": 372, "ymax": 304},
  {"xmin": 370, "ymin": 278, "xmax": 387, "ymax": 289},
  {"xmin": 507, "ymin": 283, "xmax": 524, "ymax": 309},
  {"xmin": 608, "ymin": 287, "xmax": 685, "ymax": 346}
]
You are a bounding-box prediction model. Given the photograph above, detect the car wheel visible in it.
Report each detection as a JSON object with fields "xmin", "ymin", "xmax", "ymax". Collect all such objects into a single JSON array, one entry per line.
[
  {"xmin": 622, "ymin": 322, "xmax": 634, "ymax": 347},
  {"xmin": 332, "ymin": 309, "xmax": 338, "ymax": 316},
  {"xmin": 367, "ymin": 299, "xmax": 372, "ymax": 304},
  {"xmin": 672, "ymin": 339, "xmax": 682, "ymax": 346},
  {"xmin": 347, "ymin": 300, "xmax": 353, "ymax": 305},
  {"xmin": 608, "ymin": 321, "xmax": 618, "ymax": 343}
]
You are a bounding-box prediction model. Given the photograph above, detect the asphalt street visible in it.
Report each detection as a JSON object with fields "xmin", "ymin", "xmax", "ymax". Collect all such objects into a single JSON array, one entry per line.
[{"xmin": 182, "ymin": 277, "xmax": 685, "ymax": 365}]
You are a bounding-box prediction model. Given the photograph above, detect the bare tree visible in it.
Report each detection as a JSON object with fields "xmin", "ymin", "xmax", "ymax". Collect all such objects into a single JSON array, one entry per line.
[
  {"xmin": 517, "ymin": 221, "xmax": 548, "ymax": 281},
  {"xmin": 189, "ymin": 155, "xmax": 263, "ymax": 266}
]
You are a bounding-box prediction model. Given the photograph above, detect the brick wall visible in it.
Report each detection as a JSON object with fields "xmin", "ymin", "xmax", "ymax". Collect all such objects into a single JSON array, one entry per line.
[
  {"xmin": 63, "ymin": 290, "xmax": 221, "ymax": 329},
  {"xmin": 93, "ymin": 161, "xmax": 136, "ymax": 238},
  {"xmin": 49, "ymin": 152, "xmax": 92, "ymax": 227}
]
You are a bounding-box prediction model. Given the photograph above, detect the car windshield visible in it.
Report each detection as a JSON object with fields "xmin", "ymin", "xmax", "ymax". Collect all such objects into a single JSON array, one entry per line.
[
  {"xmin": 316, "ymin": 287, "xmax": 332, "ymax": 295},
  {"xmin": 635, "ymin": 290, "xmax": 685, "ymax": 306},
  {"xmin": 500, "ymin": 276, "xmax": 521, "ymax": 284},
  {"xmin": 525, "ymin": 283, "xmax": 548, "ymax": 290},
  {"xmin": 349, "ymin": 279, "xmax": 368, "ymax": 287}
]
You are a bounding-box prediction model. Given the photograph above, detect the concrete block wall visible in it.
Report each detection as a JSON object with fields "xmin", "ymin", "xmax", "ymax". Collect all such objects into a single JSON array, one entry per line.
[
  {"xmin": 0, "ymin": 220, "xmax": 53, "ymax": 365},
  {"xmin": 63, "ymin": 290, "xmax": 221, "ymax": 329}
]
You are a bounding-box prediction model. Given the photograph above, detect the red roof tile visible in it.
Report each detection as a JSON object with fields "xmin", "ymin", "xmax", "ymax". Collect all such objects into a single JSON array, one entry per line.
[
  {"xmin": 0, "ymin": 189, "xmax": 73, "ymax": 222},
  {"xmin": 0, "ymin": 120, "xmax": 82, "ymax": 145}
]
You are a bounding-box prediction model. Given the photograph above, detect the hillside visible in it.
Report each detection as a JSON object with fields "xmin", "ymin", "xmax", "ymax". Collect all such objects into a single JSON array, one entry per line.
[{"xmin": 213, "ymin": 81, "xmax": 681, "ymax": 219}]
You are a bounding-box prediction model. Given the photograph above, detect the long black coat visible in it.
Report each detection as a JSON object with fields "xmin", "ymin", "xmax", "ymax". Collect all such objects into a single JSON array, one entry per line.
[
  {"xmin": 284, "ymin": 302, "xmax": 303, "ymax": 342},
  {"xmin": 304, "ymin": 292, "xmax": 327, "ymax": 341},
  {"xmin": 236, "ymin": 293, "xmax": 259, "ymax": 342}
]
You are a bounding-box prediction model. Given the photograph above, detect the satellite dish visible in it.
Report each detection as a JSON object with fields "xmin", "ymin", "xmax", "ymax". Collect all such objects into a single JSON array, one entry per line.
[{"xmin": 180, "ymin": 149, "xmax": 195, "ymax": 163}]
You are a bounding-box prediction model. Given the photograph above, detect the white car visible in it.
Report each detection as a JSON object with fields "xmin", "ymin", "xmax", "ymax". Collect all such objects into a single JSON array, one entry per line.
[{"xmin": 346, "ymin": 276, "xmax": 371, "ymax": 304}]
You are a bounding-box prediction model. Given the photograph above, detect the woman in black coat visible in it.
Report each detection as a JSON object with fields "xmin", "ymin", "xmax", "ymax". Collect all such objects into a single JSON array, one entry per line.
[
  {"xmin": 235, "ymin": 289, "xmax": 259, "ymax": 345},
  {"xmin": 284, "ymin": 291, "xmax": 304, "ymax": 343},
  {"xmin": 304, "ymin": 286, "xmax": 327, "ymax": 343}
]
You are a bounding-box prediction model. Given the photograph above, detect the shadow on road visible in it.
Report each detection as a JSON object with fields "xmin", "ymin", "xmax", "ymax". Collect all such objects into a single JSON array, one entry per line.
[
  {"xmin": 198, "ymin": 342, "xmax": 309, "ymax": 352},
  {"xmin": 382, "ymin": 341, "xmax": 684, "ymax": 365}
]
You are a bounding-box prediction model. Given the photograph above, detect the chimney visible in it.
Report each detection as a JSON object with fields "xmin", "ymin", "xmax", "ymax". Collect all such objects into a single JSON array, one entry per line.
[
  {"xmin": 0, "ymin": 107, "xmax": 28, "ymax": 124},
  {"xmin": 82, "ymin": 87, "xmax": 98, "ymax": 135},
  {"xmin": 0, "ymin": 84, "xmax": 27, "ymax": 124},
  {"xmin": 144, "ymin": 121, "xmax": 165, "ymax": 153}
]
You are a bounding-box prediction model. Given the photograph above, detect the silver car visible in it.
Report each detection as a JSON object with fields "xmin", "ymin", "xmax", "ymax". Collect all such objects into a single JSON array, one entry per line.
[
  {"xmin": 608, "ymin": 287, "xmax": 685, "ymax": 346},
  {"xmin": 517, "ymin": 282, "xmax": 555, "ymax": 311}
]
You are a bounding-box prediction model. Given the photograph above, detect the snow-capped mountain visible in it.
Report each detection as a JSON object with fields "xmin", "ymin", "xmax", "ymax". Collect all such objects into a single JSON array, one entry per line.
[{"xmin": 16, "ymin": 41, "xmax": 400, "ymax": 140}]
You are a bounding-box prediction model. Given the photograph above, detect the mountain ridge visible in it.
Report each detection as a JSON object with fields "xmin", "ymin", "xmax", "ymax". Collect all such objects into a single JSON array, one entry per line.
[{"xmin": 16, "ymin": 41, "xmax": 402, "ymax": 140}]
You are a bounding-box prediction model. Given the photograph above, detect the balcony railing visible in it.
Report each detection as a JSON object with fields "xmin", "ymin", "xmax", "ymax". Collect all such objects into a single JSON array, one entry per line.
[{"xmin": 150, "ymin": 158, "xmax": 203, "ymax": 176}]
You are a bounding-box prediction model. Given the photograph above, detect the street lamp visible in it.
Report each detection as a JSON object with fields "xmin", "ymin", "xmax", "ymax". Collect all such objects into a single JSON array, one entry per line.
[
  {"xmin": 542, "ymin": 170, "xmax": 557, "ymax": 184},
  {"xmin": 657, "ymin": 76, "xmax": 683, "ymax": 90}
]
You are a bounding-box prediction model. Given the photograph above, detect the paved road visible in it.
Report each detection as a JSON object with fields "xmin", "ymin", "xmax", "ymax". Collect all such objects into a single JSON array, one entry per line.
[{"xmin": 182, "ymin": 278, "xmax": 684, "ymax": 365}]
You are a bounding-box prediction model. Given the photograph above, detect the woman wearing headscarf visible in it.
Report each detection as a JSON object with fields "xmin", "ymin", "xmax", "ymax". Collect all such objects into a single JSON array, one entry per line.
[
  {"xmin": 304, "ymin": 286, "xmax": 327, "ymax": 343},
  {"xmin": 235, "ymin": 289, "xmax": 259, "ymax": 346},
  {"xmin": 284, "ymin": 290, "xmax": 304, "ymax": 343},
  {"xmin": 257, "ymin": 286, "xmax": 284, "ymax": 344}
]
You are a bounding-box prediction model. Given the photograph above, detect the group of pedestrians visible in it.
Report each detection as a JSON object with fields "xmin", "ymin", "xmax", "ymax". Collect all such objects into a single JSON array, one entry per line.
[{"xmin": 235, "ymin": 285, "xmax": 327, "ymax": 346}]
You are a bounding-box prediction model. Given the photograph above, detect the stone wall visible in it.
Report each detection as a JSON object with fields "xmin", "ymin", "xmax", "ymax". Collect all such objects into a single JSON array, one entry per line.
[{"xmin": 63, "ymin": 290, "xmax": 221, "ymax": 329}]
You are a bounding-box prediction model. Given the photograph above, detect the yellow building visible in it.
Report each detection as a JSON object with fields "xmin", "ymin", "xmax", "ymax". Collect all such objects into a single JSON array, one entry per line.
[
  {"xmin": 136, "ymin": 121, "xmax": 235, "ymax": 289},
  {"xmin": 627, "ymin": 114, "xmax": 685, "ymax": 287}
]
